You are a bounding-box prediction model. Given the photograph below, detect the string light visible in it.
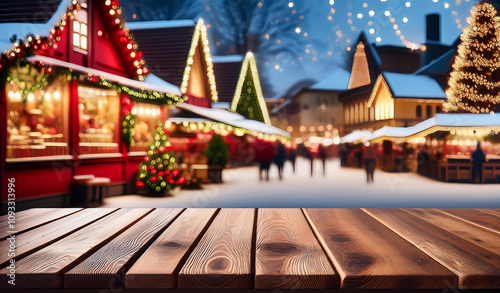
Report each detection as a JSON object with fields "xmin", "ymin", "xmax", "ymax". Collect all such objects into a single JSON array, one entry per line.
[{"xmin": 180, "ymin": 18, "xmax": 218, "ymax": 102}]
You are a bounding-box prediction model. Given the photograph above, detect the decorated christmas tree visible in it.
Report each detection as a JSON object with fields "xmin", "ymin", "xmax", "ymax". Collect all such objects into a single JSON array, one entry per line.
[
  {"xmin": 445, "ymin": 1, "xmax": 500, "ymax": 113},
  {"xmin": 136, "ymin": 119, "xmax": 184, "ymax": 194}
]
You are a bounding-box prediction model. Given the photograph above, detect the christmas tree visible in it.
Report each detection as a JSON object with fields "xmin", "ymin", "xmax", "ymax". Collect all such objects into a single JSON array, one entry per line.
[
  {"xmin": 136, "ymin": 119, "xmax": 184, "ymax": 194},
  {"xmin": 231, "ymin": 52, "xmax": 271, "ymax": 124},
  {"xmin": 235, "ymin": 68, "xmax": 266, "ymax": 122},
  {"xmin": 445, "ymin": 1, "xmax": 500, "ymax": 113}
]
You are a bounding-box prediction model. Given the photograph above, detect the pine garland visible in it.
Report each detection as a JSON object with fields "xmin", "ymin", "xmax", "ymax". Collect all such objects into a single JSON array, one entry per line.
[{"xmin": 445, "ymin": 1, "xmax": 500, "ymax": 113}]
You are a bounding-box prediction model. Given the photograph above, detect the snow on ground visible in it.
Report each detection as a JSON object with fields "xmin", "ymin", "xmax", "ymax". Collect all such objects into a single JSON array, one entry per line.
[{"xmin": 103, "ymin": 158, "xmax": 500, "ymax": 208}]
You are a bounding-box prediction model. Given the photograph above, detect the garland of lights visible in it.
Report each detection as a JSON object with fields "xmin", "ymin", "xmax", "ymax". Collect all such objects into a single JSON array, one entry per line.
[
  {"xmin": 6, "ymin": 66, "xmax": 58, "ymax": 104},
  {"xmin": 122, "ymin": 96, "xmax": 136, "ymax": 146},
  {"xmin": 180, "ymin": 18, "xmax": 218, "ymax": 102},
  {"xmin": 445, "ymin": 2, "xmax": 500, "ymax": 114},
  {"xmin": 167, "ymin": 120, "xmax": 288, "ymax": 143},
  {"xmin": 231, "ymin": 52, "xmax": 271, "ymax": 125}
]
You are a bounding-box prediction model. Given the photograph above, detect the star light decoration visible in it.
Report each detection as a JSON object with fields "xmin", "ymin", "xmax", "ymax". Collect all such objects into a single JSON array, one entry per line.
[
  {"xmin": 180, "ymin": 18, "xmax": 218, "ymax": 102},
  {"xmin": 445, "ymin": 1, "xmax": 500, "ymax": 113}
]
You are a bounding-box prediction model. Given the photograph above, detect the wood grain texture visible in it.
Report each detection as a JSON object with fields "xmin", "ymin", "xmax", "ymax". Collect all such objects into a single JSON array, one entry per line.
[
  {"xmin": 178, "ymin": 209, "xmax": 255, "ymax": 289},
  {"xmin": 125, "ymin": 208, "xmax": 218, "ymax": 289},
  {"xmin": 0, "ymin": 208, "xmax": 82, "ymax": 239},
  {"xmin": 403, "ymin": 209, "xmax": 500, "ymax": 255},
  {"xmin": 0, "ymin": 208, "xmax": 152, "ymax": 288},
  {"xmin": 437, "ymin": 209, "xmax": 500, "ymax": 233},
  {"xmin": 64, "ymin": 208, "xmax": 183, "ymax": 288},
  {"xmin": 0, "ymin": 208, "xmax": 117, "ymax": 268},
  {"xmin": 363, "ymin": 208, "xmax": 500, "ymax": 289},
  {"xmin": 304, "ymin": 209, "xmax": 456, "ymax": 289},
  {"xmin": 255, "ymin": 209, "xmax": 338, "ymax": 289}
]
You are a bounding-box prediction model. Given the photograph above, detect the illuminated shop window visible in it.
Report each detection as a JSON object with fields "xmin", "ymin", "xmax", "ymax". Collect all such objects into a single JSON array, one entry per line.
[
  {"xmin": 130, "ymin": 103, "xmax": 163, "ymax": 152},
  {"xmin": 73, "ymin": 0, "xmax": 88, "ymax": 52},
  {"xmin": 6, "ymin": 72, "xmax": 69, "ymax": 160},
  {"xmin": 78, "ymin": 85, "xmax": 120, "ymax": 155}
]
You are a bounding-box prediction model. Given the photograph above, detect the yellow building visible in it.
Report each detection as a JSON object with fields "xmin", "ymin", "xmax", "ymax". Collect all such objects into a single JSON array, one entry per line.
[{"xmin": 341, "ymin": 32, "xmax": 447, "ymax": 133}]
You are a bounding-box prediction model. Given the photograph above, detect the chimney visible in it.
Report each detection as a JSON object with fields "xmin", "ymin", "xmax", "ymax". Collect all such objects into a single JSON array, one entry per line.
[{"xmin": 426, "ymin": 14, "xmax": 440, "ymax": 43}]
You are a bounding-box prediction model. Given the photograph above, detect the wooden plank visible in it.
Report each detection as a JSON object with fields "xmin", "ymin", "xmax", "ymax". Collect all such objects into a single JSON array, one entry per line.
[
  {"xmin": 0, "ymin": 208, "xmax": 118, "ymax": 268},
  {"xmin": 304, "ymin": 209, "xmax": 456, "ymax": 289},
  {"xmin": 0, "ymin": 208, "xmax": 82, "ymax": 239},
  {"xmin": 363, "ymin": 208, "xmax": 500, "ymax": 289},
  {"xmin": 0, "ymin": 208, "xmax": 152, "ymax": 288},
  {"xmin": 480, "ymin": 208, "xmax": 500, "ymax": 217},
  {"xmin": 437, "ymin": 209, "xmax": 500, "ymax": 233},
  {"xmin": 178, "ymin": 209, "xmax": 255, "ymax": 289},
  {"xmin": 0, "ymin": 208, "xmax": 53, "ymax": 223},
  {"xmin": 125, "ymin": 208, "xmax": 217, "ymax": 289},
  {"xmin": 403, "ymin": 209, "xmax": 500, "ymax": 255},
  {"xmin": 64, "ymin": 208, "xmax": 183, "ymax": 288},
  {"xmin": 255, "ymin": 209, "xmax": 338, "ymax": 289}
]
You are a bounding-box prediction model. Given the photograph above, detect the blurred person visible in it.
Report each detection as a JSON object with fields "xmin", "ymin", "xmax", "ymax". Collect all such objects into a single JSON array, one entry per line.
[
  {"xmin": 318, "ymin": 144, "xmax": 327, "ymax": 176},
  {"xmin": 254, "ymin": 140, "xmax": 275, "ymax": 181},
  {"xmin": 363, "ymin": 142, "xmax": 377, "ymax": 183},
  {"xmin": 274, "ymin": 141, "xmax": 287, "ymax": 180},
  {"xmin": 471, "ymin": 142, "xmax": 486, "ymax": 183},
  {"xmin": 288, "ymin": 147, "xmax": 297, "ymax": 173}
]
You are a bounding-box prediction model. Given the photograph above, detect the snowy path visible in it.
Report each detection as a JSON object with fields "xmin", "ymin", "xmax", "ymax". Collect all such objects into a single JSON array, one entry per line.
[{"xmin": 103, "ymin": 158, "xmax": 500, "ymax": 208}]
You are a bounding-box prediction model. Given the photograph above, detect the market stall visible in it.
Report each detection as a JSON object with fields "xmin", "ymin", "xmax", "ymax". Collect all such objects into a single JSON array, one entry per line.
[{"xmin": 1, "ymin": 0, "xmax": 183, "ymax": 205}]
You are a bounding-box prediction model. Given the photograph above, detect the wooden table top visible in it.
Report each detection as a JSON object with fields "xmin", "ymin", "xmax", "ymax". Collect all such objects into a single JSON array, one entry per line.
[{"xmin": 1, "ymin": 208, "xmax": 499, "ymax": 292}]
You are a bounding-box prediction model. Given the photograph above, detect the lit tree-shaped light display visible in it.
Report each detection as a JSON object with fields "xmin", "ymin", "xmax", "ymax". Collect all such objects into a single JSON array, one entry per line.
[
  {"xmin": 445, "ymin": 1, "xmax": 500, "ymax": 113},
  {"xmin": 231, "ymin": 52, "xmax": 271, "ymax": 124},
  {"xmin": 137, "ymin": 119, "xmax": 184, "ymax": 194}
]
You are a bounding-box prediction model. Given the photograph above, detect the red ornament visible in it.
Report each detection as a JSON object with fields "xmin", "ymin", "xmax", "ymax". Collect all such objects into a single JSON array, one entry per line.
[
  {"xmin": 143, "ymin": 67, "xmax": 149, "ymax": 74},
  {"xmin": 151, "ymin": 169, "xmax": 156, "ymax": 174},
  {"xmin": 169, "ymin": 179, "xmax": 174, "ymax": 184},
  {"xmin": 151, "ymin": 176, "xmax": 157, "ymax": 182},
  {"xmin": 158, "ymin": 171, "xmax": 164, "ymax": 177},
  {"xmin": 136, "ymin": 181, "xmax": 144, "ymax": 187},
  {"xmin": 120, "ymin": 36, "xmax": 128, "ymax": 43},
  {"xmin": 136, "ymin": 51, "xmax": 143, "ymax": 58},
  {"xmin": 179, "ymin": 177, "xmax": 186, "ymax": 184},
  {"xmin": 159, "ymin": 146, "xmax": 165, "ymax": 153},
  {"xmin": 144, "ymin": 156, "xmax": 150, "ymax": 161},
  {"xmin": 165, "ymin": 170, "xmax": 170, "ymax": 174},
  {"xmin": 172, "ymin": 169, "xmax": 179, "ymax": 176}
]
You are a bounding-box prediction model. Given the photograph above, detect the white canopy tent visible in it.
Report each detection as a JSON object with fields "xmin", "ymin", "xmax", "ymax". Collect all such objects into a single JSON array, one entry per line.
[{"xmin": 341, "ymin": 114, "xmax": 500, "ymax": 143}]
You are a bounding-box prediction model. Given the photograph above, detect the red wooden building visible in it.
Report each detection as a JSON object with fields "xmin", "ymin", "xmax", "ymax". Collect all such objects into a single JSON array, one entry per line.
[{"xmin": 1, "ymin": 0, "xmax": 183, "ymax": 209}]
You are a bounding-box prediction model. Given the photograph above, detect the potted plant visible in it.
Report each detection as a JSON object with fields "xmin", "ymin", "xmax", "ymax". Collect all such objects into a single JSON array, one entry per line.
[{"xmin": 204, "ymin": 134, "xmax": 229, "ymax": 183}]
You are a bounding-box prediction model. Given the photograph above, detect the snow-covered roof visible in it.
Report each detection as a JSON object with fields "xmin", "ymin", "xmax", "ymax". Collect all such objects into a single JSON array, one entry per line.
[
  {"xmin": 382, "ymin": 72, "xmax": 447, "ymax": 99},
  {"xmin": 212, "ymin": 55, "xmax": 245, "ymax": 63},
  {"xmin": 367, "ymin": 113, "xmax": 500, "ymax": 142},
  {"xmin": 211, "ymin": 102, "xmax": 231, "ymax": 109},
  {"xmin": 126, "ymin": 19, "xmax": 195, "ymax": 31},
  {"xmin": 310, "ymin": 69, "xmax": 350, "ymax": 92},
  {"xmin": 340, "ymin": 130, "xmax": 373, "ymax": 144},
  {"xmin": 0, "ymin": 0, "xmax": 71, "ymax": 53},
  {"xmin": 415, "ymin": 49, "xmax": 456, "ymax": 75},
  {"xmin": 173, "ymin": 103, "xmax": 290, "ymax": 137},
  {"xmin": 27, "ymin": 55, "xmax": 181, "ymax": 96}
]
